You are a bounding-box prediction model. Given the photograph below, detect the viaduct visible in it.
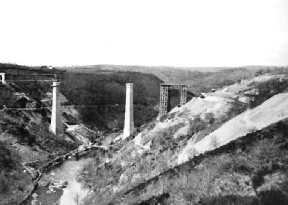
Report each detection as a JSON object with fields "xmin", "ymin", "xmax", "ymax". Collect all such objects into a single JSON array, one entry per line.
[{"xmin": 0, "ymin": 72, "xmax": 187, "ymax": 138}]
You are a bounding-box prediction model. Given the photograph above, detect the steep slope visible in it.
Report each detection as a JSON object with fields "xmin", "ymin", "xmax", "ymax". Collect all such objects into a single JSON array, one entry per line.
[
  {"xmin": 0, "ymin": 65, "xmax": 81, "ymax": 204},
  {"xmin": 0, "ymin": 140, "xmax": 32, "ymax": 205},
  {"xmin": 1, "ymin": 63, "xmax": 168, "ymax": 131},
  {"xmin": 179, "ymin": 92, "xmax": 288, "ymax": 164},
  {"xmin": 0, "ymin": 63, "xmax": 170, "ymax": 204},
  {"xmin": 1, "ymin": 63, "xmax": 287, "ymax": 204},
  {"xmin": 113, "ymin": 119, "xmax": 288, "ymax": 205},
  {"xmin": 60, "ymin": 71, "xmax": 164, "ymax": 130},
  {"xmin": 80, "ymin": 74, "xmax": 288, "ymax": 205}
]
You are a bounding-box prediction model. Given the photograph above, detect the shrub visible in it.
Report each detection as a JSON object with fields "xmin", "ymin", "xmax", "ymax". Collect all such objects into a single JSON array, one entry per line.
[
  {"xmin": 188, "ymin": 115, "xmax": 207, "ymax": 136},
  {"xmin": 0, "ymin": 88, "xmax": 17, "ymax": 108},
  {"xmin": 0, "ymin": 141, "xmax": 16, "ymax": 170},
  {"xmin": 0, "ymin": 142, "xmax": 31, "ymax": 204},
  {"xmin": 204, "ymin": 112, "xmax": 215, "ymax": 124},
  {"xmin": 210, "ymin": 135, "xmax": 219, "ymax": 149},
  {"xmin": 0, "ymin": 171, "xmax": 9, "ymax": 194}
]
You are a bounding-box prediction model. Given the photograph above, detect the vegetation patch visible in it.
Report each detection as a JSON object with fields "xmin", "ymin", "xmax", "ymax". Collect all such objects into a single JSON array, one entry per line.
[
  {"xmin": 111, "ymin": 120, "xmax": 288, "ymax": 205},
  {"xmin": 0, "ymin": 141, "xmax": 32, "ymax": 205}
]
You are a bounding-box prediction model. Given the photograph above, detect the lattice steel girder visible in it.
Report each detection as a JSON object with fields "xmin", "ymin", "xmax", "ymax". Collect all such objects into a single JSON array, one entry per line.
[
  {"xmin": 159, "ymin": 84, "xmax": 188, "ymax": 116},
  {"xmin": 160, "ymin": 85, "xmax": 169, "ymax": 115},
  {"xmin": 180, "ymin": 86, "xmax": 188, "ymax": 105}
]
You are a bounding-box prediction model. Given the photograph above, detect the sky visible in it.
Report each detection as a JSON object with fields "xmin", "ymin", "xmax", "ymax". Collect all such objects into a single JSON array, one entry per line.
[{"xmin": 0, "ymin": 0, "xmax": 287, "ymax": 67}]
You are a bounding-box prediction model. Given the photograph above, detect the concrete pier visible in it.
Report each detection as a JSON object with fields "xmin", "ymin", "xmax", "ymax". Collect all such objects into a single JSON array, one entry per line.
[
  {"xmin": 123, "ymin": 83, "xmax": 135, "ymax": 139},
  {"xmin": 50, "ymin": 81, "xmax": 63, "ymax": 135},
  {"xmin": 0, "ymin": 73, "xmax": 6, "ymax": 84}
]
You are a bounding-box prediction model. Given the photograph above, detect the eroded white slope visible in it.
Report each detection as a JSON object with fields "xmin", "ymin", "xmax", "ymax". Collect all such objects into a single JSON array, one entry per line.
[
  {"xmin": 135, "ymin": 74, "xmax": 287, "ymax": 154},
  {"xmin": 134, "ymin": 95, "xmax": 233, "ymax": 147},
  {"xmin": 178, "ymin": 92, "xmax": 288, "ymax": 164}
]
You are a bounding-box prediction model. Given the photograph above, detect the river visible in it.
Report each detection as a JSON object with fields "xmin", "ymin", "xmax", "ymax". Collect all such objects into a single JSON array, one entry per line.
[{"xmin": 25, "ymin": 157, "xmax": 92, "ymax": 205}]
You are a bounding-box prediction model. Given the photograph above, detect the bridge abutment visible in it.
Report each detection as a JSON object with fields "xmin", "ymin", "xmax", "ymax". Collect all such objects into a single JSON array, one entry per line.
[{"xmin": 123, "ymin": 83, "xmax": 135, "ymax": 139}]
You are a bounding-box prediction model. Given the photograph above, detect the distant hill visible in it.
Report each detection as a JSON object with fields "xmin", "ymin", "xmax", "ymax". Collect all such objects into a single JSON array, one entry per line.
[{"xmin": 59, "ymin": 64, "xmax": 288, "ymax": 94}]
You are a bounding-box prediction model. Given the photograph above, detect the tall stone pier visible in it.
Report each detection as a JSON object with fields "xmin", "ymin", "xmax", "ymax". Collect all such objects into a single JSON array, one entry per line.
[
  {"xmin": 123, "ymin": 83, "xmax": 135, "ymax": 139},
  {"xmin": 50, "ymin": 81, "xmax": 63, "ymax": 135},
  {"xmin": 0, "ymin": 73, "xmax": 6, "ymax": 84}
]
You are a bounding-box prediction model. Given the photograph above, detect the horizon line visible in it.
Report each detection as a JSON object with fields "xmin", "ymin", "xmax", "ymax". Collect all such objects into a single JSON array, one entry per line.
[{"xmin": 1, "ymin": 62, "xmax": 288, "ymax": 70}]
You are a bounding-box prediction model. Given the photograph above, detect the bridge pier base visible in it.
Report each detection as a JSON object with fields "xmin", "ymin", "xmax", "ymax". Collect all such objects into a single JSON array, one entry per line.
[
  {"xmin": 123, "ymin": 83, "xmax": 135, "ymax": 139},
  {"xmin": 50, "ymin": 81, "xmax": 63, "ymax": 135}
]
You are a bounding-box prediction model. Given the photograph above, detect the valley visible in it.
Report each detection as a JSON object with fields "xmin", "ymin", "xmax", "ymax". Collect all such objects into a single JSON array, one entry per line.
[{"xmin": 0, "ymin": 63, "xmax": 288, "ymax": 205}]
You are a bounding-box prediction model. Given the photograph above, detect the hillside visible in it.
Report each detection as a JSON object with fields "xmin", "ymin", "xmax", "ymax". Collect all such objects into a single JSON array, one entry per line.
[
  {"xmin": 1, "ymin": 63, "xmax": 288, "ymax": 204},
  {"xmin": 60, "ymin": 71, "xmax": 163, "ymax": 130},
  {"xmin": 113, "ymin": 119, "xmax": 288, "ymax": 205},
  {"xmin": 0, "ymin": 63, "xmax": 168, "ymax": 204},
  {"xmin": 0, "ymin": 64, "xmax": 86, "ymax": 204},
  {"xmin": 180, "ymin": 93, "xmax": 288, "ymax": 164},
  {"xmin": 0, "ymin": 63, "xmax": 174, "ymax": 131},
  {"xmin": 80, "ymin": 73, "xmax": 288, "ymax": 205}
]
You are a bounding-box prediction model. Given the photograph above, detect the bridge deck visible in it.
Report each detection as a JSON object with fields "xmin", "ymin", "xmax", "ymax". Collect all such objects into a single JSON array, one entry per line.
[{"xmin": 161, "ymin": 83, "xmax": 188, "ymax": 86}]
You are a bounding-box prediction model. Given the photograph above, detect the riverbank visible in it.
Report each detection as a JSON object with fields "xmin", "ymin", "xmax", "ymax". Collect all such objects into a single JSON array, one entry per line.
[{"xmin": 18, "ymin": 143, "xmax": 108, "ymax": 205}]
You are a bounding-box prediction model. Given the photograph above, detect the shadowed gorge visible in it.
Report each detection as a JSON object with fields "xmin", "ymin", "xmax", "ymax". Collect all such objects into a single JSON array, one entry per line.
[{"xmin": 60, "ymin": 71, "xmax": 163, "ymax": 130}]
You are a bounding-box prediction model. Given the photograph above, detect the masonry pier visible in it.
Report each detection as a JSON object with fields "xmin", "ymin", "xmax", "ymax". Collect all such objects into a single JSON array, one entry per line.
[
  {"xmin": 123, "ymin": 83, "xmax": 135, "ymax": 139},
  {"xmin": 50, "ymin": 80, "xmax": 63, "ymax": 135},
  {"xmin": 0, "ymin": 73, "xmax": 6, "ymax": 85}
]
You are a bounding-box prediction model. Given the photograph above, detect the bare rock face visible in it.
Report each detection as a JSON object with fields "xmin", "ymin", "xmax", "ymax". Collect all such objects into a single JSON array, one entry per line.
[{"xmin": 118, "ymin": 173, "xmax": 129, "ymax": 186}]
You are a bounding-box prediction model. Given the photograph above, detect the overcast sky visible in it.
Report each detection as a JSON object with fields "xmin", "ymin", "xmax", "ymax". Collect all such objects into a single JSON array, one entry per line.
[{"xmin": 0, "ymin": 0, "xmax": 287, "ymax": 67}]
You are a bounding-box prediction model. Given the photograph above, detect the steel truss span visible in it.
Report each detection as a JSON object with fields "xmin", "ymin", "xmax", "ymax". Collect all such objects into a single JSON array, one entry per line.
[{"xmin": 159, "ymin": 83, "xmax": 188, "ymax": 116}]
